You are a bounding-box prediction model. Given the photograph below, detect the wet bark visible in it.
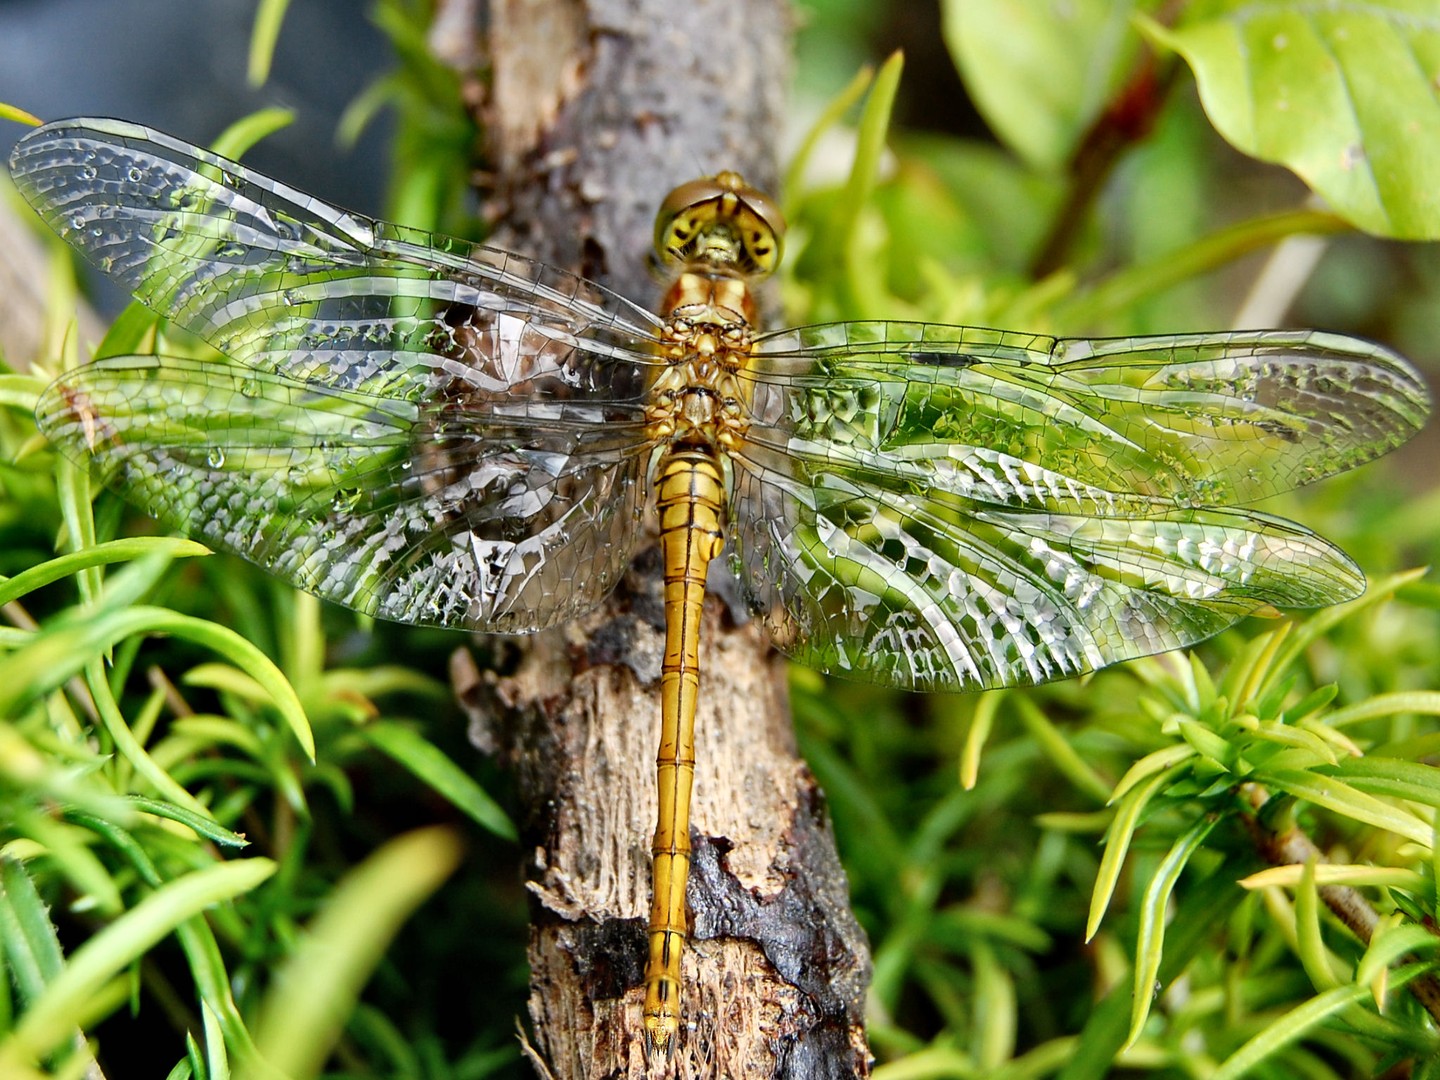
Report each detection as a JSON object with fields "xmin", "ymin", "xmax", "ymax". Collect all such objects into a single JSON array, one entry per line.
[{"xmin": 437, "ymin": 1, "xmax": 873, "ymax": 1077}]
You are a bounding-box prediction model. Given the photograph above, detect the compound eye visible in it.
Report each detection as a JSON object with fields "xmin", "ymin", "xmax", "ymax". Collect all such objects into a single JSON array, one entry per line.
[
  {"xmin": 653, "ymin": 172, "xmax": 788, "ymax": 274},
  {"xmin": 731, "ymin": 184, "xmax": 786, "ymax": 251},
  {"xmin": 654, "ymin": 178, "xmax": 726, "ymax": 266},
  {"xmin": 658, "ymin": 177, "xmax": 728, "ymax": 223}
]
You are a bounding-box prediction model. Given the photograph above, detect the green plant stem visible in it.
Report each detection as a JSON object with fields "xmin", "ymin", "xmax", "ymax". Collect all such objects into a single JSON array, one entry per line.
[
  {"xmin": 1052, "ymin": 208, "xmax": 1351, "ymax": 329},
  {"xmin": 1239, "ymin": 782, "xmax": 1440, "ymax": 1026},
  {"xmin": 1029, "ymin": 49, "xmax": 1177, "ymax": 279}
]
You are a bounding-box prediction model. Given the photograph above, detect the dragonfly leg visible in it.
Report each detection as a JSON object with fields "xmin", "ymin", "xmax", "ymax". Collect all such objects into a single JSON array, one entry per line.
[{"xmin": 644, "ymin": 448, "xmax": 727, "ymax": 1058}]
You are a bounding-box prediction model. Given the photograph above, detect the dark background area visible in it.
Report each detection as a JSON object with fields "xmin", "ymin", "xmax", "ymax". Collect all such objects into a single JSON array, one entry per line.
[{"xmin": 0, "ymin": 0, "xmax": 394, "ymax": 229}]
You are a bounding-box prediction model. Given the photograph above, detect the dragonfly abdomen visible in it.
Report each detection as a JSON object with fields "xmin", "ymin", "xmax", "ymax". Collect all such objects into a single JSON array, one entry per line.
[{"xmin": 644, "ymin": 446, "xmax": 727, "ymax": 1056}]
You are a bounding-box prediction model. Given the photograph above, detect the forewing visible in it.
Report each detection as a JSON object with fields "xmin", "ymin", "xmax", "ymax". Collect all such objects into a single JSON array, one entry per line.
[
  {"xmin": 8, "ymin": 118, "xmax": 663, "ymax": 402},
  {"xmin": 36, "ymin": 356, "xmax": 651, "ymax": 632},
  {"xmin": 729, "ymin": 443, "xmax": 1364, "ymax": 691},
  {"xmin": 752, "ymin": 323, "xmax": 1429, "ymax": 507}
]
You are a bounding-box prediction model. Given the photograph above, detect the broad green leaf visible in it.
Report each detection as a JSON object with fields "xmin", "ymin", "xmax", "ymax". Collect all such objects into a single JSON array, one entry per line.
[
  {"xmin": 250, "ymin": 827, "xmax": 462, "ymax": 1080},
  {"xmin": 943, "ymin": 0, "xmax": 1153, "ymax": 171},
  {"xmin": 1143, "ymin": 2, "xmax": 1440, "ymax": 239}
]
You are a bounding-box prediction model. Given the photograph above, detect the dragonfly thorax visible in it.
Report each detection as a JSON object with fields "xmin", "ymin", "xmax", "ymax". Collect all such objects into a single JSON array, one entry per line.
[{"xmin": 646, "ymin": 278, "xmax": 755, "ymax": 451}]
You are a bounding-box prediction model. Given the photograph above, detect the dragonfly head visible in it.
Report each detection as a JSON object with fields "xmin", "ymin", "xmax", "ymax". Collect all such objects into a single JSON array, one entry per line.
[{"xmin": 654, "ymin": 171, "xmax": 785, "ymax": 279}]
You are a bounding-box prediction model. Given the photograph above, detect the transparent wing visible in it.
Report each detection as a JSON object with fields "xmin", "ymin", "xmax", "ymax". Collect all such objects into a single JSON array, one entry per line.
[
  {"xmin": 731, "ymin": 323, "xmax": 1430, "ymax": 691},
  {"xmin": 730, "ymin": 444, "xmax": 1364, "ymax": 691},
  {"xmin": 36, "ymin": 356, "xmax": 652, "ymax": 632},
  {"xmin": 8, "ymin": 118, "xmax": 664, "ymax": 403},
  {"xmin": 752, "ymin": 323, "xmax": 1429, "ymax": 506}
]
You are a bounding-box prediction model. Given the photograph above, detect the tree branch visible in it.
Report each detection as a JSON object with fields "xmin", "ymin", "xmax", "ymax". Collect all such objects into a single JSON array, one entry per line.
[{"xmin": 438, "ymin": 1, "xmax": 874, "ymax": 1075}]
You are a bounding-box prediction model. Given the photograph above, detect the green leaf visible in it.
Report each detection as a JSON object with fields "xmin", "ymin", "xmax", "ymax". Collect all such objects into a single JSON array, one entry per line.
[
  {"xmin": 959, "ymin": 689, "xmax": 1002, "ymax": 790},
  {"xmin": 1327, "ymin": 690, "xmax": 1440, "ymax": 728},
  {"xmin": 247, "ymin": 0, "xmax": 292, "ymax": 87},
  {"xmin": 362, "ymin": 723, "xmax": 517, "ymax": 841},
  {"xmin": 841, "ymin": 50, "xmax": 904, "ymax": 316},
  {"xmin": 210, "ymin": 108, "xmax": 295, "ymax": 161},
  {"xmin": 0, "ymin": 858, "xmax": 275, "ymax": 1065},
  {"xmin": 0, "ymin": 538, "xmax": 210, "ymax": 609},
  {"xmin": 0, "ymin": 606, "xmax": 314, "ymax": 760},
  {"xmin": 250, "ymin": 827, "xmax": 462, "ymax": 1080},
  {"xmin": 203, "ymin": 1002, "xmax": 230, "ymax": 1080},
  {"xmin": 0, "ymin": 374, "xmax": 48, "ymax": 409},
  {"xmin": 125, "ymin": 796, "xmax": 250, "ymax": 849},
  {"xmin": 0, "ymin": 859, "xmax": 65, "ymax": 1004},
  {"xmin": 1062, "ymin": 866, "xmax": 1246, "ymax": 1079},
  {"xmin": 943, "ymin": 0, "xmax": 1152, "ymax": 171},
  {"xmin": 10, "ymin": 812, "xmax": 122, "ymax": 916},
  {"xmin": 1210, "ymin": 981, "xmax": 1380, "ymax": 1080},
  {"xmin": 93, "ymin": 301, "xmax": 164, "ymax": 361},
  {"xmin": 784, "ymin": 64, "xmax": 876, "ymax": 201},
  {"xmin": 1142, "ymin": 2, "xmax": 1440, "ymax": 239},
  {"xmin": 1127, "ymin": 815, "xmax": 1219, "ymax": 1047},
  {"xmin": 1015, "ymin": 695, "xmax": 1112, "ymax": 803},
  {"xmin": 1293, "ymin": 859, "xmax": 1343, "ymax": 990},
  {"xmin": 86, "ymin": 658, "xmax": 215, "ymax": 822},
  {"xmin": 1328, "ymin": 756, "xmax": 1440, "ymax": 810},
  {"xmin": 70, "ymin": 815, "xmax": 264, "ymax": 1067},
  {"xmin": 1088, "ymin": 765, "xmax": 1183, "ymax": 941},
  {"xmin": 0, "ymin": 102, "xmax": 43, "ymax": 126},
  {"xmin": 1259, "ymin": 768, "xmax": 1433, "ymax": 845},
  {"xmin": 1356, "ymin": 923, "xmax": 1440, "ymax": 986}
]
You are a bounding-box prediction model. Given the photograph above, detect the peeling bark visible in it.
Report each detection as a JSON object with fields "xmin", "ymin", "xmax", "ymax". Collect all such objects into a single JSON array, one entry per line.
[{"xmin": 437, "ymin": 1, "xmax": 873, "ymax": 1076}]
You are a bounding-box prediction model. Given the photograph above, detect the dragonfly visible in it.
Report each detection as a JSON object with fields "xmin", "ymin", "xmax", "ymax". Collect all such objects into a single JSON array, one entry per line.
[{"xmin": 9, "ymin": 118, "xmax": 1431, "ymax": 1055}]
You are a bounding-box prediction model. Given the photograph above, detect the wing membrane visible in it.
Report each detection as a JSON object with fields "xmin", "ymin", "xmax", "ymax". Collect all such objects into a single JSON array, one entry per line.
[
  {"xmin": 735, "ymin": 322, "xmax": 1429, "ymax": 690},
  {"xmin": 753, "ymin": 324, "xmax": 1429, "ymax": 507},
  {"xmin": 36, "ymin": 356, "xmax": 652, "ymax": 631},
  {"xmin": 8, "ymin": 119, "xmax": 664, "ymax": 403},
  {"xmin": 730, "ymin": 446, "xmax": 1364, "ymax": 691}
]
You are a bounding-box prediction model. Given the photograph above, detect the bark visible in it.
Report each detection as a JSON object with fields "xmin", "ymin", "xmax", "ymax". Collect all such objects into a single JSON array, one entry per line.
[{"xmin": 437, "ymin": 1, "xmax": 873, "ymax": 1077}]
